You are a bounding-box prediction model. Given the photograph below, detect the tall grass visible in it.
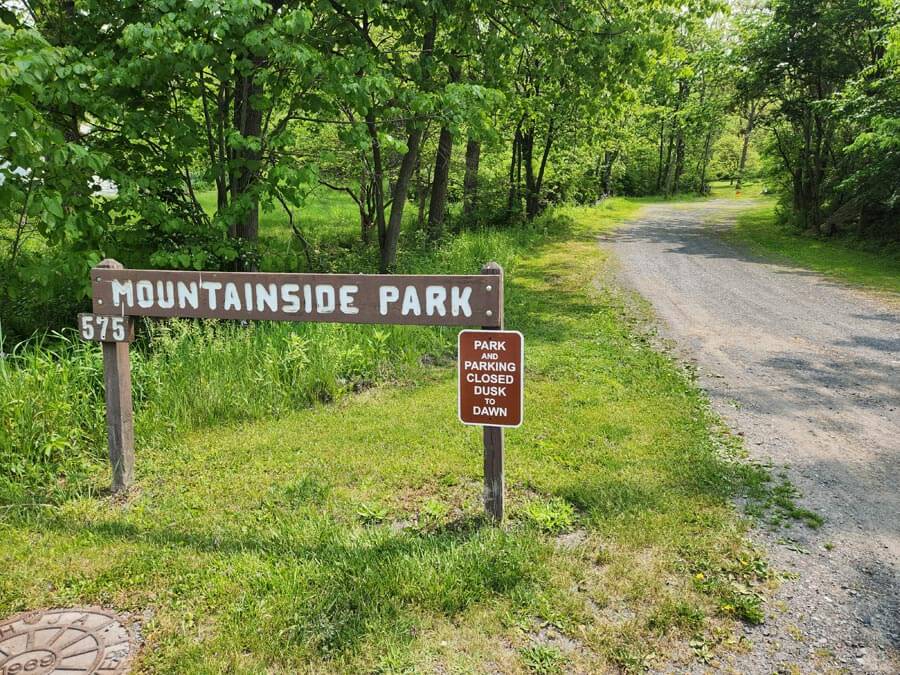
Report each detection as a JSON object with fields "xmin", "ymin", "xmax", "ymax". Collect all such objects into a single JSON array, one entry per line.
[
  {"xmin": 0, "ymin": 333, "xmax": 107, "ymax": 504},
  {"xmin": 0, "ymin": 213, "xmax": 568, "ymax": 505}
]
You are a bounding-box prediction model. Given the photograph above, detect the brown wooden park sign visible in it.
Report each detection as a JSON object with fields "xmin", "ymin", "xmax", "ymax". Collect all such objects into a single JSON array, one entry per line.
[{"xmin": 80, "ymin": 259, "xmax": 523, "ymax": 520}]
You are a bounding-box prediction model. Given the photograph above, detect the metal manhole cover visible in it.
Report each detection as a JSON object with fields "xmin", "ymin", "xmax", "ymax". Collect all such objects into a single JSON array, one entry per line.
[{"xmin": 0, "ymin": 608, "xmax": 133, "ymax": 674}]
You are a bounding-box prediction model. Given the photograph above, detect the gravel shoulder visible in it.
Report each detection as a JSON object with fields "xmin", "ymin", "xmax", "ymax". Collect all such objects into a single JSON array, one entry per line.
[{"xmin": 602, "ymin": 199, "xmax": 900, "ymax": 674}]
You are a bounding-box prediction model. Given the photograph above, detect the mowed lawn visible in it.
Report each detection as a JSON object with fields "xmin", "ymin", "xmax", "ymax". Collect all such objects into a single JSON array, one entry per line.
[{"xmin": 0, "ymin": 202, "xmax": 774, "ymax": 673}]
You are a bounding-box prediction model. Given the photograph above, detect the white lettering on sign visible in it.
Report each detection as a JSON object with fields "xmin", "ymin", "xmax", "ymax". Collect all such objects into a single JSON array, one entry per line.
[
  {"xmin": 426, "ymin": 286, "xmax": 447, "ymax": 316},
  {"xmin": 451, "ymin": 287, "xmax": 473, "ymax": 317},
  {"xmin": 202, "ymin": 281, "xmax": 222, "ymax": 309},
  {"xmin": 94, "ymin": 268, "xmax": 498, "ymax": 327},
  {"xmin": 466, "ymin": 373, "xmax": 514, "ymax": 384},
  {"xmin": 281, "ymin": 283, "xmax": 301, "ymax": 313},
  {"xmin": 112, "ymin": 279, "xmax": 133, "ymax": 307},
  {"xmin": 178, "ymin": 281, "xmax": 199, "ymax": 309},
  {"xmin": 109, "ymin": 280, "xmax": 476, "ymax": 319},
  {"xmin": 79, "ymin": 314, "xmax": 133, "ymax": 342},
  {"xmin": 379, "ymin": 285, "xmax": 399, "ymax": 315},
  {"xmin": 157, "ymin": 281, "xmax": 175, "ymax": 309},
  {"xmin": 257, "ymin": 283, "xmax": 278, "ymax": 312},
  {"xmin": 340, "ymin": 285, "xmax": 359, "ymax": 314},
  {"xmin": 474, "ymin": 340, "xmax": 506, "ymax": 351},
  {"xmin": 402, "ymin": 285, "xmax": 422, "ymax": 316},
  {"xmin": 223, "ymin": 282, "xmax": 241, "ymax": 311},
  {"xmin": 315, "ymin": 284, "xmax": 336, "ymax": 313},
  {"xmin": 474, "ymin": 406, "xmax": 507, "ymax": 416},
  {"xmin": 462, "ymin": 361, "xmax": 517, "ymax": 372},
  {"xmin": 136, "ymin": 280, "xmax": 153, "ymax": 308}
]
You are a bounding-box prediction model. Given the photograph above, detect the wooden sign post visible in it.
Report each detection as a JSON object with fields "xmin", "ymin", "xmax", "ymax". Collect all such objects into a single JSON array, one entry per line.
[
  {"xmin": 80, "ymin": 259, "xmax": 519, "ymax": 521},
  {"xmin": 87, "ymin": 260, "xmax": 136, "ymax": 493},
  {"xmin": 482, "ymin": 263, "xmax": 504, "ymax": 521}
]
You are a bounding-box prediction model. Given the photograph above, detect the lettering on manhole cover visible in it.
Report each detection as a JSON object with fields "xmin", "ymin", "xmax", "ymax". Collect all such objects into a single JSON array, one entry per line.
[{"xmin": 0, "ymin": 608, "xmax": 133, "ymax": 674}]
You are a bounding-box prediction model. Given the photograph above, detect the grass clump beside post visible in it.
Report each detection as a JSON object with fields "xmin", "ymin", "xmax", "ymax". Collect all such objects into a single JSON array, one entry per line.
[{"xmin": 0, "ymin": 333, "xmax": 107, "ymax": 505}]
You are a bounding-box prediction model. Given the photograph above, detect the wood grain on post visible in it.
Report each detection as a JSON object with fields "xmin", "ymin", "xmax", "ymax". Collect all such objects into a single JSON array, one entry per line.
[
  {"xmin": 481, "ymin": 261, "xmax": 505, "ymax": 522},
  {"xmin": 94, "ymin": 259, "xmax": 135, "ymax": 493}
]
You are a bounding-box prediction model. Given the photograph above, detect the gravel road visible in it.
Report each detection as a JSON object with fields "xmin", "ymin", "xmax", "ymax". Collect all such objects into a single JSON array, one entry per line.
[{"xmin": 602, "ymin": 200, "xmax": 900, "ymax": 674}]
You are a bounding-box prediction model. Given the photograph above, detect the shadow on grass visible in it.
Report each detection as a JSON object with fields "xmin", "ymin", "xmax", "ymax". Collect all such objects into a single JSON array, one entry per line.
[{"xmin": 33, "ymin": 508, "xmax": 543, "ymax": 659}]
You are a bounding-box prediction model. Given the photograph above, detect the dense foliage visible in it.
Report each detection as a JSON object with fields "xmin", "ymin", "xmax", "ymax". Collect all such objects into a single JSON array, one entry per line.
[
  {"xmin": 739, "ymin": 0, "xmax": 899, "ymax": 237},
  {"xmin": 1, "ymin": 0, "xmax": 897, "ymax": 344},
  {"xmin": 2, "ymin": 0, "xmax": 722, "ymax": 340}
]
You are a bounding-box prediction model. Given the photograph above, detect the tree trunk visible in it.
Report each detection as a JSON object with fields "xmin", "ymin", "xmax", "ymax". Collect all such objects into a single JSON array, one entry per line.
[
  {"xmin": 522, "ymin": 126, "xmax": 537, "ymax": 218},
  {"xmin": 516, "ymin": 131, "xmax": 523, "ymax": 208},
  {"xmin": 415, "ymin": 148, "xmax": 429, "ymax": 231},
  {"xmin": 359, "ymin": 177, "xmax": 372, "ymax": 245},
  {"xmin": 226, "ymin": 2, "xmax": 290, "ymax": 256},
  {"xmin": 216, "ymin": 83, "xmax": 230, "ymax": 213},
  {"xmin": 736, "ymin": 125, "xmax": 753, "ymax": 191},
  {"xmin": 736, "ymin": 101, "xmax": 758, "ymax": 191},
  {"xmin": 530, "ymin": 119, "xmax": 555, "ymax": 219},
  {"xmin": 427, "ymin": 62, "xmax": 461, "ymax": 240},
  {"xmin": 798, "ymin": 112, "xmax": 822, "ymax": 233},
  {"xmin": 230, "ymin": 59, "xmax": 264, "ymax": 270},
  {"xmin": 601, "ymin": 150, "xmax": 618, "ymax": 197},
  {"xmin": 427, "ymin": 128, "xmax": 455, "ymax": 239},
  {"xmin": 655, "ymin": 118, "xmax": 666, "ymax": 192},
  {"xmin": 662, "ymin": 127, "xmax": 676, "ymax": 196},
  {"xmin": 522, "ymin": 120, "xmax": 555, "ymax": 221},
  {"xmin": 672, "ymin": 132, "xmax": 685, "ymax": 195},
  {"xmin": 366, "ymin": 111, "xmax": 388, "ymax": 249},
  {"xmin": 811, "ymin": 111, "xmax": 828, "ymax": 233},
  {"xmin": 379, "ymin": 126, "xmax": 422, "ymax": 272},
  {"xmin": 697, "ymin": 128, "xmax": 713, "ymax": 194},
  {"xmin": 663, "ymin": 82, "xmax": 688, "ymax": 197},
  {"xmin": 463, "ymin": 137, "xmax": 481, "ymax": 219},
  {"xmin": 507, "ymin": 126, "xmax": 521, "ymax": 213},
  {"xmin": 378, "ymin": 18, "xmax": 437, "ymax": 271}
]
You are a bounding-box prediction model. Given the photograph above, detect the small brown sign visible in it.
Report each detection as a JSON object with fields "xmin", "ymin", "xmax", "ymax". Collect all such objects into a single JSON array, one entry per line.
[
  {"xmin": 91, "ymin": 269, "xmax": 500, "ymax": 327},
  {"xmin": 458, "ymin": 330, "xmax": 524, "ymax": 428},
  {"xmin": 78, "ymin": 313, "xmax": 135, "ymax": 343}
]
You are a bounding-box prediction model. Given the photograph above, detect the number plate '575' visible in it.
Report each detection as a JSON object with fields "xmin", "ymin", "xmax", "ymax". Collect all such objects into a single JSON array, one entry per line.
[{"xmin": 78, "ymin": 313, "xmax": 135, "ymax": 343}]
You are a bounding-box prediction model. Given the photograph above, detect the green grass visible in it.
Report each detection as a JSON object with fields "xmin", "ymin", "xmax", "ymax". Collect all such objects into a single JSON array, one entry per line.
[
  {"xmin": 0, "ymin": 319, "xmax": 454, "ymax": 505},
  {"xmin": 195, "ymin": 187, "xmax": 361, "ymax": 247},
  {"xmin": 615, "ymin": 180, "xmax": 768, "ymax": 204},
  {"xmin": 0, "ymin": 197, "xmax": 780, "ymax": 672},
  {"xmin": 708, "ymin": 180, "xmax": 769, "ymax": 200},
  {"xmin": 724, "ymin": 201, "xmax": 900, "ymax": 296},
  {"xmin": 195, "ymin": 187, "xmax": 364, "ymax": 273}
]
